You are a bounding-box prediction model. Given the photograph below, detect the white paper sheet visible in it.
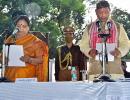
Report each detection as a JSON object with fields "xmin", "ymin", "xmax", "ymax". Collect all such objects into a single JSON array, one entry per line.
[
  {"xmin": 5, "ymin": 45, "xmax": 25, "ymax": 67},
  {"xmin": 96, "ymin": 43, "xmax": 116, "ymax": 61}
]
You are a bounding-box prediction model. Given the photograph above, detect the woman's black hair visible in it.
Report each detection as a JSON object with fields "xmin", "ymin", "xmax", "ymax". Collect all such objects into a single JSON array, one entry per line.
[{"xmin": 15, "ymin": 15, "xmax": 30, "ymax": 26}]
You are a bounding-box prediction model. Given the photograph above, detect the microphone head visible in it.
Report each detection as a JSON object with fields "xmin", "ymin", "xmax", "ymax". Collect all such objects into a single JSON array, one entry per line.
[
  {"xmin": 107, "ymin": 21, "xmax": 112, "ymax": 29},
  {"xmin": 96, "ymin": 20, "xmax": 101, "ymax": 32},
  {"xmin": 12, "ymin": 27, "xmax": 19, "ymax": 35},
  {"xmin": 96, "ymin": 20, "xmax": 100, "ymax": 28}
]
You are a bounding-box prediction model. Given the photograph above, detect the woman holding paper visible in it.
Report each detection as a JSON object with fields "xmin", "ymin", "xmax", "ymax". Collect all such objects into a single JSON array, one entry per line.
[{"xmin": 4, "ymin": 15, "xmax": 48, "ymax": 82}]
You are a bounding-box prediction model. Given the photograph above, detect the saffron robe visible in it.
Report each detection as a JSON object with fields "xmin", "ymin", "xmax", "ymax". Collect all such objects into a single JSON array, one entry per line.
[{"xmin": 4, "ymin": 34, "xmax": 48, "ymax": 82}]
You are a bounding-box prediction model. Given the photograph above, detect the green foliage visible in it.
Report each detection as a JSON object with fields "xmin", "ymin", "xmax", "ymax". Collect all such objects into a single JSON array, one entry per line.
[
  {"xmin": 0, "ymin": 0, "xmax": 86, "ymax": 58},
  {"xmin": 112, "ymin": 8, "xmax": 130, "ymax": 39}
]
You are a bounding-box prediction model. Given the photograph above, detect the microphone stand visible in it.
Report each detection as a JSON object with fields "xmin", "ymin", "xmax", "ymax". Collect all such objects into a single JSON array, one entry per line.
[
  {"xmin": 93, "ymin": 33, "xmax": 115, "ymax": 82},
  {"xmin": 0, "ymin": 35, "xmax": 14, "ymax": 82},
  {"xmin": 80, "ymin": 56, "xmax": 88, "ymax": 82},
  {"xmin": 0, "ymin": 43, "xmax": 12, "ymax": 82}
]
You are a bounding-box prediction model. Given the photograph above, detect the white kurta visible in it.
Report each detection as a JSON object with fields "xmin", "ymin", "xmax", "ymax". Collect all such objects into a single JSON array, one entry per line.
[{"xmin": 79, "ymin": 22, "xmax": 130, "ymax": 80}]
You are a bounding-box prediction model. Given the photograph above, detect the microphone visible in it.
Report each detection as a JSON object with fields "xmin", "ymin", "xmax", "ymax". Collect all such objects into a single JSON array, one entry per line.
[
  {"xmin": 11, "ymin": 27, "xmax": 19, "ymax": 39},
  {"xmin": 107, "ymin": 21, "xmax": 112, "ymax": 31},
  {"xmin": 107, "ymin": 21, "xmax": 112, "ymax": 37},
  {"xmin": 12, "ymin": 27, "xmax": 19, "ymax": 35},
  {"xmin": 96, "ymin": 20, "xmax": 101, "ymax": 33},
  {"xmin": 10, "ymin": 27, "xmax": 19, "ymax": 44},
  {"xmin": 96, "ymin": 20, "xmax": 103, "ymax": 38}
]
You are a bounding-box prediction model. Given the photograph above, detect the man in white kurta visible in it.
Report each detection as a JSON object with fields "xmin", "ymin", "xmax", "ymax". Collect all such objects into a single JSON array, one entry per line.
[{"xmin": 79, "ymin": 0, "xmax": 130, "ymax": 81}]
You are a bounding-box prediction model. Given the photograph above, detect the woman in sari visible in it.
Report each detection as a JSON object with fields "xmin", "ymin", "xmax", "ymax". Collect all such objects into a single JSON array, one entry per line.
[{"xmin": 4, "ymin": 15, "xmax": 48, "ymax": 82}]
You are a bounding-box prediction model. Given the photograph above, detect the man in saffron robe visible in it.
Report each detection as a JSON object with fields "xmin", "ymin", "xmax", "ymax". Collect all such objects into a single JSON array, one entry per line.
[{"xmin": 4, "ymin": 15, "xmax": 48, "ymax": 82}]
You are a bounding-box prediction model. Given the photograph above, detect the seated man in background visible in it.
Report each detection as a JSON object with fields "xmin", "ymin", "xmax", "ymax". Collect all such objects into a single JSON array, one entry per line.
[{"xmin": 55, "ymin": 26, "xmax": 85, "ymax": 81}]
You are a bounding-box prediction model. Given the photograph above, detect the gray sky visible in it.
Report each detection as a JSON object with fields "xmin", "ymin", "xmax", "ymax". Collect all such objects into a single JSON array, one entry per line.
[
  {"xmin": 109, "ymin": 0, "xmax": 130, "ymax": 13},
  {"xmin": 84, "ymin": 0, "xmax": 130, "ymax": 24}
]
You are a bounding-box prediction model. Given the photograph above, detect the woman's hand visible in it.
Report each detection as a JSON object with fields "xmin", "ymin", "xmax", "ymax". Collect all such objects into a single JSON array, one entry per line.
[
  {"xmin": 20, "ymin": 55, "xmax": 43, "ymax": 65},
  {"xmin": 20, "ymin": 55, "xmax": 30, "ymax": 63}
]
